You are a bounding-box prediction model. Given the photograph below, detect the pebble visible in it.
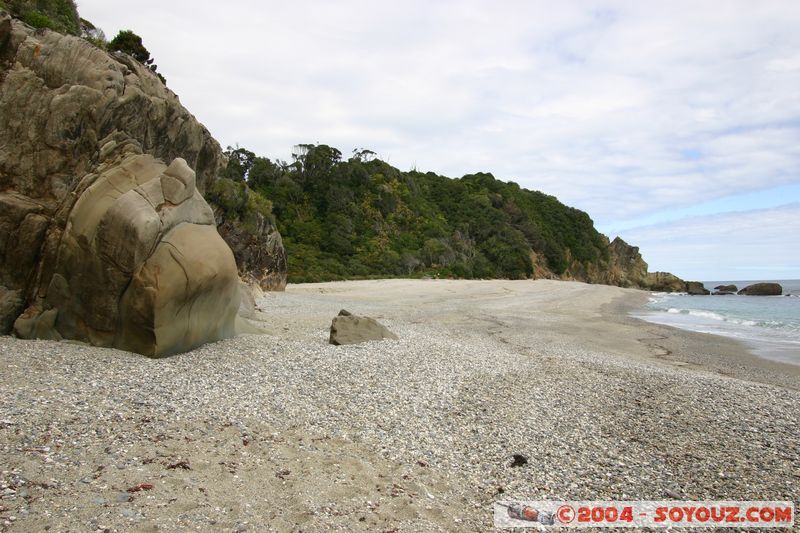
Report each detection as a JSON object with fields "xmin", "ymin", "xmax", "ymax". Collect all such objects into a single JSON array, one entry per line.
[{"xmin": 1, "ymin": 283, "xmax": 798, "ymax": 531}]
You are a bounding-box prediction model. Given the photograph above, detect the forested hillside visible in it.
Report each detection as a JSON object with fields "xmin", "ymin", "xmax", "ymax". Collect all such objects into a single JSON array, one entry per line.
[
  {"xmin": 0, "ymin": 0, "xmax": 80, "ymax": 35},
  {"xmin": 216, "ymin": 144, "xmax": 612, "ymax": 283}
]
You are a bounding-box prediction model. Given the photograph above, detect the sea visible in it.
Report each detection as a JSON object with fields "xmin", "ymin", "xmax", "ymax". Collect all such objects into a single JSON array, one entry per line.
[{"xmin": 632, "ymin": 280, "xmax": 800, "ymax": 365}]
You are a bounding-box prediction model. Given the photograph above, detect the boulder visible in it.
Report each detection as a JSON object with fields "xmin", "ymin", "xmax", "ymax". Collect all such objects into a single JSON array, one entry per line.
[
  {"xmin": 0, "ymin": 15, "xmax": 287, "ymax": 353},
  {"xmin": 738, "ymin": 283, "xmax": 782, "ymax": 296},
  {"xmin": 329, "ymin": 309, "xmax": 398, "ymax": 345},
  {"xmin": 712, "ymin": 291, "xmax": 735, "ymax": 295},
  {"xmin": 11, "ymin": 154, "xmax": 240, "ymax": 357},
  {"xmin": 714, "ymin": 284, "xmax": 738, "ymax": 293},
  {"xmin": 686, "ymin": 281, "xmax": 710, "ymax": 295}
]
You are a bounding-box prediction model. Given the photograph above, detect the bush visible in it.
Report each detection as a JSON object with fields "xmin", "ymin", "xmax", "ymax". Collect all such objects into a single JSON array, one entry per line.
[
  {"xmin": 4, "ymin": 0, "xmax": 80, "ymax": 35},
  {"xmin": 108, "ymin": 29, "xmax": 166, "ymax": 84}
]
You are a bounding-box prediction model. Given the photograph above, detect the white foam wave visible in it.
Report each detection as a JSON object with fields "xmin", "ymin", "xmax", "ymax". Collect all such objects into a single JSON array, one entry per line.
[{"xmin": 663, "ymin": 309, "xmax": 770, "ymax": 328}]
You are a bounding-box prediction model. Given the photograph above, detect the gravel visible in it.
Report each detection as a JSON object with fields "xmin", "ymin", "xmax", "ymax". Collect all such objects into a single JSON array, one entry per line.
[{"xmin": 1, "ymin": 281, "xmax": 798, "ymax": 531}]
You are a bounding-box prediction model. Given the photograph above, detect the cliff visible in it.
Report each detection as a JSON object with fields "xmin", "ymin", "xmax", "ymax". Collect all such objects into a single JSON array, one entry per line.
[{"xmin": 0, "ymin": 14, "xmax": 286, "ymax": 353}]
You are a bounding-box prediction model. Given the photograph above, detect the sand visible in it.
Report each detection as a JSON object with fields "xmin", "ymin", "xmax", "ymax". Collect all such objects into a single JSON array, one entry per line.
[{"xmin": 1, "ymin": 279, "xmax": 798, "ymax": 531}]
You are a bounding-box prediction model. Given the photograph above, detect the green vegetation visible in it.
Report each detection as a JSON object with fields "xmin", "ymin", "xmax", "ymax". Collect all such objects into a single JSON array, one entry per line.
[
  {"xmin": 108, "ymin": 30, "xmax": 166, "ymax": 84},
  {"xmin": 1, "ymin": 3, "xmax": 165, "ymax": 84},
  {"xmin": 1, "ymin": 0, "xmax": 80, "ymax": 35},
  {"xmin": 225, "ymin": 144, "xmax": 610, "ymax": 283}
]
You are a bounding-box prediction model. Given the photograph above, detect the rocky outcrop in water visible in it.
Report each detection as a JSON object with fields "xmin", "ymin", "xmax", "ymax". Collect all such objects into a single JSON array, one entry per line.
[
  {"xmin": 713, "ymin": 284, "xmax": 737, "ymax": 295},
  {"xmin": 738, "ymin": 283, "xmax": 782, "ymax": 296},
  {"xmin": 0, "ymin": 15, "xmax": 285, "ymax": 354},
  {"xmin": 686, "ymin": 281, "xmax": 710, "ymax": 295}
]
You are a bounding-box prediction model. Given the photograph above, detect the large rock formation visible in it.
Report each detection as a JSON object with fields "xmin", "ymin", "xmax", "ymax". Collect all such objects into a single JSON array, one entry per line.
[
  {"xmin": 738, "ymin": 283, "xmax": 782, "ymax": 296},
  {"xmin": 686, "ymin": 281, "xmax": 710, "ymax": 295},
  {"xmin": 602, "ymin": 237, "xmax": 650, "ymax": 288},
  {"xmin": 0, "ymin": 15, "xmax": 285, "ymax": 354},
  {"xmin": 12, "ymin": 153, "xmax": 241, "ymax": 355},
  {"xmin": 594, "ymin": 237, "xmax": 689, "ymax": 292}
]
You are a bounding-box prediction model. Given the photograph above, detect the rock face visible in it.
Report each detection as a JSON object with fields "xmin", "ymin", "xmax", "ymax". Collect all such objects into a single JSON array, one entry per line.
[
  {"xmin": 11, "ymin": 153, "xmax": 240, "ymax": 356},
  {"xmin": 596, "ymin": 237, "xmax": 689, "ymax": 292},
  {"xmin": 532, "ymin": 236, "xmax": 690, "ymax": 292},
  {"xmin": 603, "ymin": 237, "xmax": 650, "ymax": 289},
  {"xmin": 645, "ymin": 272, "xmax": 687, "ymax": 293},
  {"xmin": 329, "ymin": 309, "xmax": 398, "ymax": 346},
  {"xmin": 0, "ymin": 16, "xmax": 283, "ymax": 354},
  {"xmin": 738, "ymin": 283, "xmax": 782, "ymax": 296},
  {"xmin": 216, "ymin": 211, "xmax": 288, "ymax": 291},
  {"xmin": 686, "ymin": 281, "xmax": 710, "ymax": 295}
]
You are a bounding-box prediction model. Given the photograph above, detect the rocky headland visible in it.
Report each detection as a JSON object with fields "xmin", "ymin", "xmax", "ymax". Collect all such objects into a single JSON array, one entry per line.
[{"xmin": 0, "ymin": 14, "xmax": 286, "ymax": 355}]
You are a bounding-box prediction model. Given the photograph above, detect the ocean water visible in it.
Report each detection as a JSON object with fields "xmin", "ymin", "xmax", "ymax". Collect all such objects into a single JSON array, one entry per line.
[{"xmin": 633, "ymin": 280, "xmax": 800, "ymax": 365}]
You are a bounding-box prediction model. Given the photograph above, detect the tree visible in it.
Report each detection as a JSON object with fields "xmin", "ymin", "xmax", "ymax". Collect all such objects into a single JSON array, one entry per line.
[
  {"xmin": 108, "ymin": 30, "xmax": 166, "ymax": 84},
  {"xmin": 4, "ymin": 0, "xmax": 80, "ymax": 35},
  {"xmin": 222, "ymin": 146, "xmax": 256, "ymax": 182}
]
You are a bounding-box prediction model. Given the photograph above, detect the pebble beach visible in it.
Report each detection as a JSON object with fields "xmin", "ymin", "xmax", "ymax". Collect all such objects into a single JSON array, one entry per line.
[{"xmin": 1, "ymin": 279, "xmax": 798, "ymax": 531}]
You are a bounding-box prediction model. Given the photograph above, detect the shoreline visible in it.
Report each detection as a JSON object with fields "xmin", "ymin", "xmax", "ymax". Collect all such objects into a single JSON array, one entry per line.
[
  {"xmin": 1, "ymin": 278, "xmax": 798, "ymax": 531},
  {"xmin": 605, "ymin": 289, "xmax": 800, "ymax": 391}
]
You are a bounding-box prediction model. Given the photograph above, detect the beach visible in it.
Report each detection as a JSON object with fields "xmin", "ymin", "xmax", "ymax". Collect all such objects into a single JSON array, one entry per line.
[{"xmin": 1, "ymin": 279, "xmax": 798, "ymax": 531}]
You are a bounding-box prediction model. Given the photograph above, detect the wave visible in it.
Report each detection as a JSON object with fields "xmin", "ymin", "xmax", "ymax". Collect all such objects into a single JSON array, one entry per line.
[{"xmin": 664, "ymin": 308, "xmax": 779, "ymax": 329}]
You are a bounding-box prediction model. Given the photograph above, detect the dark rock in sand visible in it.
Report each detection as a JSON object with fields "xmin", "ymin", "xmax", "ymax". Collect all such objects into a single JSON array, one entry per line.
[
  {"xmin": 329, "ymin": 309, "xmax": 398, "ymax": 345},
  {"xmin": 738, "ymin": 283, "xmax": 782, "ymax": 296},
  {"xmin": 686, "ymin": 282, "xmax": 710, "ymax": 295}
]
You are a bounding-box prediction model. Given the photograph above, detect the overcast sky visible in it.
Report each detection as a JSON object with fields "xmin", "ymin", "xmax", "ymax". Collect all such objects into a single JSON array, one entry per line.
[{"xmin": 77, "ymin": 0, "xmax": 800, "ymax": 281}]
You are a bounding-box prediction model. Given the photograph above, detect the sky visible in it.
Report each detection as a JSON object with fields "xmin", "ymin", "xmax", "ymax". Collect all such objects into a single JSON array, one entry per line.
[{"xmin": 76, "ymin": 0, "xmax": 800, "ymax": 281}]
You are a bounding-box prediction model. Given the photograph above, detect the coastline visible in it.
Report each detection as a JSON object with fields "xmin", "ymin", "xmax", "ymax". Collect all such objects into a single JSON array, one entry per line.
[
  {"xmin": 1, "ymin": 279, "xmax": 798, "ymax": 531},
  {"xmin": 607, "ymin": 291, "xmax": 800, "ymax": 392}
]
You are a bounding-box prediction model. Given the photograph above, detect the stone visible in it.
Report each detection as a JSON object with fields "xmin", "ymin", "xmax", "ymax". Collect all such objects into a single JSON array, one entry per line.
[
  {"xmin": 738, "ymin": 283, "xmax": 782, "ymax": 296},
  {"xmin": 12, "ymin": 154, "xmax": 239, "ymax": 356},
  {"xmin": 0, "ymin": 15, "xmax": 286, "ymax": 354},
  {"xmin": 329, "ymin": 310, "xmax": 398, "ymax": 345},
  {"xmin": 686, "ymin": 281, "xmax": 710, "ymax": 295},
  {"xmin": 714, "ymin": 284, "xmax": 737, "ymax": 293}
]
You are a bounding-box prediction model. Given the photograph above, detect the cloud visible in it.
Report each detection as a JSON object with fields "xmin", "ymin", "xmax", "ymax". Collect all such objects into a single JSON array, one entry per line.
[
  {"xmin": 613, "ymin": 204, "xmax": 800, "ymax": 280},
  {"xmin": 77, "ymin": 0, "xmax": 800, "ymax": 225}
]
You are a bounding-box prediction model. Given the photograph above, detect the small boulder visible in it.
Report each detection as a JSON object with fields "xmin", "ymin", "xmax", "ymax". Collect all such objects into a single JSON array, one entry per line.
[
  {"xmin": 686, "ymin": 281, "xmax": 710, "ymax": 295},
  {"xmin": 714, "ymin": 284, "xmax": 737, "ymax": 293},
  {"xmin": 329, "ymin": 309, "xmax": 397, "ymax": 345},
  {"xmin": 738, "ymin": 283, "xmax": 782, "ymax": 296}
]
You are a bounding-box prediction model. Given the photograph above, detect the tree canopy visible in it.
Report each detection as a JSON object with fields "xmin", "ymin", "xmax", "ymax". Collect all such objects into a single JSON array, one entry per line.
[
  {"xmin": 108, "ymin": 29, "xmax": 166, "ymax": 84},
  {"xmin": 1, "ymin": 0, "xmax": 80, "ymax": 35},
  {"xmin": 221, "ymin": 144, "xmax": 611, "ymax": 283}
]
